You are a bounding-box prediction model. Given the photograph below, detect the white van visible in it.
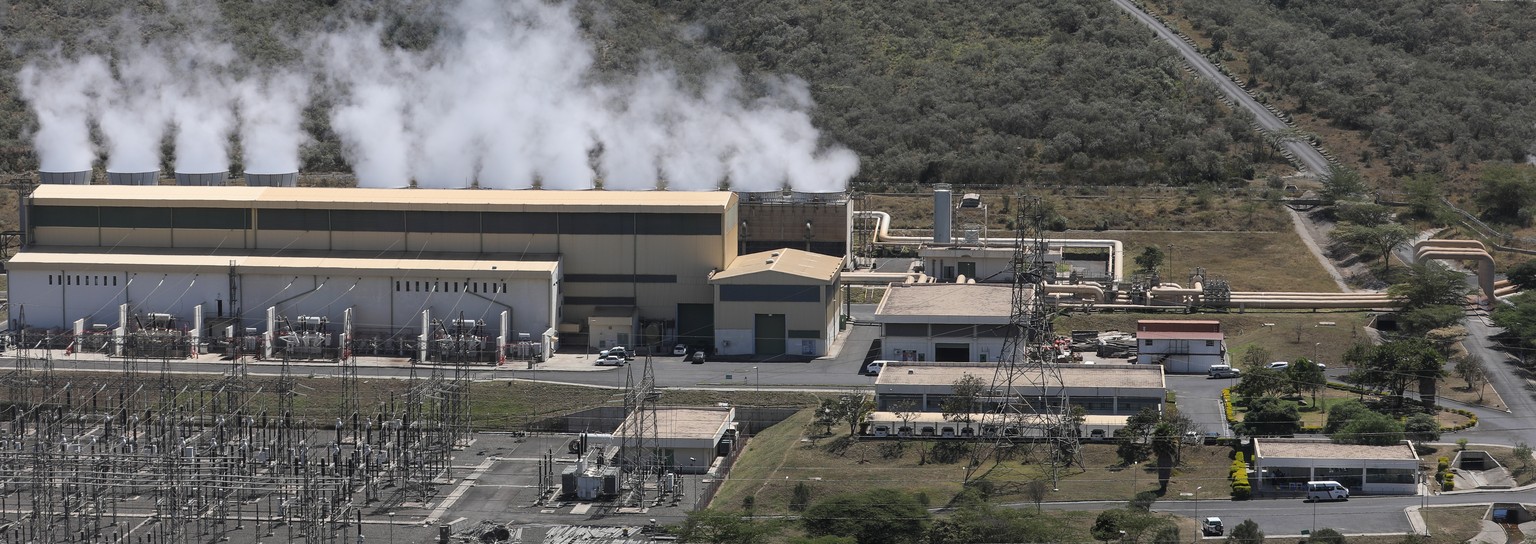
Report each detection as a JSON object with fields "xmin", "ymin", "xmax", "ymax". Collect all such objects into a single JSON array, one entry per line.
[
  {"xmin": 866, "ymin": 360, "xmax": 894, "ymax": 375},
  {"xmin": 1208, "ymin": 365, "xmax": 1241, "ymax": 379},
  {"xmin": 1306, "ymin": 480, "xmax": 1349, "ymax": 502}
]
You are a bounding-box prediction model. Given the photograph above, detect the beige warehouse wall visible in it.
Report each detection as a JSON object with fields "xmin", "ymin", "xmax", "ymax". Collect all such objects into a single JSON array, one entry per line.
[{"xmin": 31, "ymin": 227, "xmax": 98, "ymax": 246}]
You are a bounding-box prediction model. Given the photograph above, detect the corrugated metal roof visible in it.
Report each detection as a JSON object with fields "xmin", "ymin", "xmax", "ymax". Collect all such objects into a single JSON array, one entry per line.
[
  {"xmin": 1256, "ymin": 438, "xmax": 1418, "ymax": 461},
  {"xmin": 1137, "ymin": 331, "xmax": 1225, "ymax": 340},
  {"xmin": 7, "ymin": 249, "xmax": 559, "ymax": 276},
  {"xmin": 710, "ymin": 248, "xmax": 842, "ymax": 283},
  {"xmin": 29, "ymin": 185, "xmax": 736, "ymax": 213}
]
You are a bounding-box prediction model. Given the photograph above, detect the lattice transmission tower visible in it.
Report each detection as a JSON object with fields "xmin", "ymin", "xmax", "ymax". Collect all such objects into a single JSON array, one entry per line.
[{"xmin": 975, "ymin": 194, "xmax": 1082, "ymax": 486}]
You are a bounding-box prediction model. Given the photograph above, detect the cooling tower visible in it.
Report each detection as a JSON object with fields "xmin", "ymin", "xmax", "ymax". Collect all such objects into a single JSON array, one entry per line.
[
  {"xmin": 107, "ymin": 171, "xmax": 160, "ymax": 185},
  {"xmin": 244, "ymin": 172, "xmax": 298, "ymax": 187},
  {"xmin": 38, "ymin": 170, "xmax": 91, "ymax": 185},
  {"xmin": 175, "ymin": 172, "xmax": 229, "ymax": 186}
]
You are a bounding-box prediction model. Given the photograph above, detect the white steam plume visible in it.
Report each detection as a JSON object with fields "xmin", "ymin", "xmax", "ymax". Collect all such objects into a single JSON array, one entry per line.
[
  {"xmin": 239, "ymin": 72, "xmax": 312, "ymax": 174},
  {"xmin": 96, "ymin": 47, "xmax": 174, "ymax": 174},
  {"xmin": 17, "ymin": 54, "xmax": 110, "ymax": 173},
  {"xmin": 319, "ymin": 0, "xmax": 858, "ymax": 191}
]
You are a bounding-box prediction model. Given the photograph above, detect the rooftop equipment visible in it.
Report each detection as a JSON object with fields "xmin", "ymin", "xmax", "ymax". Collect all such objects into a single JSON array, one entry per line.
[
  {"xmin": 174, "ymin": 171, "xmax": 228, "ymax": 186},
  {"xmin": 933, "ymin": 184, "xmax": 953, "ymax": 244},
  {"xmin": 245, "ymin": 172, "xmax": 298, "ymax": 187}
]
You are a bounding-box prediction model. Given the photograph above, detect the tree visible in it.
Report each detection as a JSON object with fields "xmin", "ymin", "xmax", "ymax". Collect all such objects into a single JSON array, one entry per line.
[
  {"xmin": 1331, "ymin": 223, "xmax": 1412, "ymax": 272},
  {"xmin": 1400, "ymin": 173, "xmax": 1443, "ymax": 220},
  {"xmin": 1238, "ymin": 346, "xmax": 1271, "ymax": 370},
  {"xmin": 1492, "ymin": 292, "xmax": 1536, "ymax": 359},
  {"xmin": 1342, "ymin": 339, "xmax": 1446, "ymax": 410},
  {"xmin": 1152, "ymin": 524, "xmax": 1181, "ymax": 544},
  {"xmin": 1332, "ymin": 410, "xmax": 1405, "ymax": 446},
  {"xmin": 891, "ymin": 400, "xmax": 920, "ymax": 440},
  {"xmin": 1151, "ymin": 421, "xmax": 1179, "ymax": 491},
  {"xmin": 1308, "ymin": 527, "xmax": 1348, "ymax": 544},
  {"xmin": 1452, "ymin": 355, "xmax": 1489, "ymax": 401},
  {"xmin": 1233, "ymin": 367, "xmax": 1284, "ymax": 399},
  {"xmin": 1240, "ymin": 397, "xmax": 1301, "ymax": 437},
  {"xmin": 1135, "ymin": 246, "xmax": 1166, "ymax": 275},
  {"xmin": 1091, "ymin": 509, "xmax": 1131, "ymax": 542},
  {"xmin": 1334, "ymin": 201, "xmax": 1396, "ymax": 227},
  {"xmin": 1514, "ymin": 442, "xmax": 1533, "ymax": 469},
  {"xmin": 941, "ymin": 374, "xmax": 986, "ymax": 424},
  {"xmin": 1404, "ymin": 413, "xmax": 1441, "ymax": 443},
  {"xmin": 802, "ymin": 489, "xmax": 929, "ymax": 544},
  {"xmin": 1115, "ymin": 407, "xmax": 1161, "ymax": 465},
  {"xmin": 1390, "ymin": 263, "xmax": 1473, "ymax": 310},
  {"xmin": 1226, "ymin": 519, "xmax": 1264, "ymax": 544},
  {"xmin": 1324, "ymin": 401, "xmax": 1371, "ymax": 434},
  {"xmin": 1025, "ymin": 479, "xmax": 1050, "ymax": 513},
  {"xmin": 1320, "ymin": 164, "xmax": 1369, "ymax": 204},
  {"xmin": 790, "ymin": 482, "xmax": 813, "ymax": 512},
  {"xmin": 1509, "ymin": 260, "xmax": 1536, "ymax": 291},
  {"xmin": 1473, "ymin": 163, "xmax": 1536, "ymax": 226},
  {"xmin": 1287, "ymin": 358, "xmax": 1327, "ymax": 405},
  {"xmin": 826, "ymin": 395, "xmax": 873, "ymax": 437},
  {"xmin": 677, "ymin": 509, "xmax": 768, "ymax": 544}
]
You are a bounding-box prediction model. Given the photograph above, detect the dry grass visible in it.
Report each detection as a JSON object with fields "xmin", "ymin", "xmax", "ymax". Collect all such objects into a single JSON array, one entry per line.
[
  {"xmin": 863, "ymin": 187, "xmax": 1291, "ymax": 233},
  {"xmin": 712, "ymin": 409, "xmax": 1242, "ymax": 515},
  {"xmin": 1054, "ymin": 230, "xmax": 1340, "ymax": 292}
]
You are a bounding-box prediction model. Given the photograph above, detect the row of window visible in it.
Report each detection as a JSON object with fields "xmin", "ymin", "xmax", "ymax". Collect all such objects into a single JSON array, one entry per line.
[
  {"xmin": 32, "ymin": 206, "xmax": 723, "ymax": 236},
  {"xmin": 395, "ymin": 280, "xmax": 508, "ymax": 294},
  {"xmin": 48, "ymin": 274, "xmax": 118, "ymax": 287}
]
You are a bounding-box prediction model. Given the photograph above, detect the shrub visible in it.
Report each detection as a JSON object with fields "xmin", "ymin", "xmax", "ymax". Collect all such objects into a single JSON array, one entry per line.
[
  {"xmin": 1441, "ymin": 473, "xmax": 1454, "ymax": 491},
  {"xmin": 1231, "ymin": 480, "xmax": 1251, "ymax": 500},
  {"xmin": 1437, "ymin": 457, "xmax": 1450, "ymax": 473}
]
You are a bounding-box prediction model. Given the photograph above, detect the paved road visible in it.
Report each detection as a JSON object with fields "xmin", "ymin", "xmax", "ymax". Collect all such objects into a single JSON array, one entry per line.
[{"xmin": 1109, "ymin": 0, "xmax": 1332, "ymax": 176}]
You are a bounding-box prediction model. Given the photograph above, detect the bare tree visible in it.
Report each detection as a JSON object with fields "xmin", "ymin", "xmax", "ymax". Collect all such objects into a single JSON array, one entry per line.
[{"xmin": 1453, "ymin": 355, "xmax": 1489, "ymax": 402}]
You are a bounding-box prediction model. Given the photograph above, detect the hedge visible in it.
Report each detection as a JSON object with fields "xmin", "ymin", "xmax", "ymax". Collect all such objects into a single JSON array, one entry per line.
[{"xmin": 1222, "ymin": 383, "xmax": 1480, "ymax": 433}]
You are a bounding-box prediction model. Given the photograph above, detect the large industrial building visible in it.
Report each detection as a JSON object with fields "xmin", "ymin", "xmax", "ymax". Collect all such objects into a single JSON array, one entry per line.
[{"xmin": 7, "ymin": 185, "xmax": 846, "ymax": 358}]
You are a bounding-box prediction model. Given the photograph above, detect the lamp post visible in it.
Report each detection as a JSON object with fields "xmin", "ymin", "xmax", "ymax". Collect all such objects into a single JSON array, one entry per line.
[
  {"xmin": 387, "ymin": 512, "xmax": 395, "ymax": 543},
  {"xmin": 689, "ymin": 458, "xmax": 699, "ymax": 510},
  {"xmin": 1194, "ymin": 486, "xmax": 1202, "ymax": 538},
  {"xmin": 753, "ymin": 366, "xmax": 760, "ymax": 393}
]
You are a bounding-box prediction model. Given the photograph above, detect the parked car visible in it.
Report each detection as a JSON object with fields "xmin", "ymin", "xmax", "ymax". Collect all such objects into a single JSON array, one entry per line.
[
  {"xmin": 673, "ymin": 344, "xmax": 689, "ymax": 356},
  {"xmin": 1207, "ymin": 365, "xmax": 1241, "ymax": 378},
  {"xmin": 1266, "ymin": 361, "xmax": 1290, "ymax": 370},
  {"xmin": 866, "ymin": 360, "xmax": 891, "ymax": 375},
  {"xmin": 608, "ymin": 346, "xmax": 630, "ymax": 360},
  {"xmin": 691, "ymin": 351, "xmax": 706, "ymax": 364},
  {"xmin": 598, "ymin": 355, "xmax": 624, "ymax": 366},
  {"xmin": 1201, "ymin": 517, "xmax": 1224, "ymax": 536}
]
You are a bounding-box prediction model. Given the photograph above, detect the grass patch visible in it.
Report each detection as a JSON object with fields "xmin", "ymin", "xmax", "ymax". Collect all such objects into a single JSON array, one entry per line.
[
  {"xmin": 1053, "ymin": 230, "xmax": 1339, "ymax": 292},
  {"xmin": 713, "ymin": 409, "xmax": 1242, "ymax": 515},
  {"xmin": 1055, "ymin": 312, "xmax": 1370, "ymax": 367},
  {"xmin": 863, "ymin": 187, "xmax": 1291, "ymax": 234}
]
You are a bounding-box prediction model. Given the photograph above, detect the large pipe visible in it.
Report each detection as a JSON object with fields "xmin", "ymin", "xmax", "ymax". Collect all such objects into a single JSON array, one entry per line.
[
  {"xmin": 1413, "ymin": 243, "xmax": 1497, "ymax": 301},
  {"xmin": 854, "ymin": 210, "xmax": 1126, "ymax": 281},
  {"xmin": 1044, "ymin": 283, "xmax": 1105, "ymax": 302}
]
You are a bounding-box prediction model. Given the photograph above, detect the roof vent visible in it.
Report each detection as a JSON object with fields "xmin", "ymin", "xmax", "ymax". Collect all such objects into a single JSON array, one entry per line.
[
  {"xmin": 765, "ymin": 259, "xmax": 775, "ymax": 264},
  {"xmin": 907, "ymin": 369, "xmax": 914, "ymax": 374},
  {"xmin": 771, "ymin": 252, "xmax": 781, "ymax": 257}
]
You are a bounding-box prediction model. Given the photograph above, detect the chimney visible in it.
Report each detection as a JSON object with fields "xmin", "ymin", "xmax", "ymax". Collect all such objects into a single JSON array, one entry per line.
[{"xmin": 933, "ymin": 183, "xmax": 953, "ymax": 244}]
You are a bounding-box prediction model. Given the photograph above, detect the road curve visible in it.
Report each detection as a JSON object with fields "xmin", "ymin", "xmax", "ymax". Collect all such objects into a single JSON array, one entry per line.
[{"xmin": 1109, "ymin": 0, "xmax": 1333, "ymax": 176}]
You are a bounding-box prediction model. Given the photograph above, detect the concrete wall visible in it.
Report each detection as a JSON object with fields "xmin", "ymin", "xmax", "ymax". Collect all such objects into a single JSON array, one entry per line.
[{"xmin": 883, "ymin": 335, "xmax": 1007, "ymax": 363}]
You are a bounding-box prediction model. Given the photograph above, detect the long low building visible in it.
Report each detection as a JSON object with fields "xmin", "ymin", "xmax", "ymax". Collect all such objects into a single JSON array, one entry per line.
[
  {"xmin": 864, "ymin": 411, "xmax": 1129, "ymax": 441},
  {"xmin": 9, "ymin": 185, "xmax": 845, "ymax": 357},
  {"xmin": 874, "ymin": 362, "xmax": 1166, "ymax": 415},
  {"xmin": 1253, "ymin": 438, "xmax": 1421, "ymax": 496}
]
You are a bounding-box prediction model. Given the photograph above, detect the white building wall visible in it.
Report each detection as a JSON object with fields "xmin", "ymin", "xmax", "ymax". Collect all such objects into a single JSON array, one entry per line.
[
  {"xmin": 8, "ymin": 268, "xmax": 556, "ymax": 339},
  {"xmin": 715, "ymin": 329, "xmax": 753, "ymax": 356},
  {"xmin": 1135, "ymin": 338, "xmax": 1228, "ymax": 373},
  {"xmin": 882, "ymin": 336, "xmax": 1006, "ymax": 363}
]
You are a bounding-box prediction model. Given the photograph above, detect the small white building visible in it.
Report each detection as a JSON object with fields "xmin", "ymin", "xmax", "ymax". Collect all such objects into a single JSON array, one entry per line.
[
  {"xmin": 873, "ymin": 283, "xmax": 1016, "ymax": 363},
  {"xmin": 613, "ymin": 406, "xmax": 737, "ymax": 474},
  {"xmin": 1134, "ymin": 320, "xmax": 1229, "ymax": 374},
  {"xmin": 1252, "ymin": 438, "xmax": 1421, "ymax": 495}
]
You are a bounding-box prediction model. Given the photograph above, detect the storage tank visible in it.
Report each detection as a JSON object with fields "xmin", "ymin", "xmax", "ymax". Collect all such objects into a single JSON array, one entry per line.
[
  {"xmin": 38, "ymin": 170, "xmax": 91, "ymax": 185},
  {"xmin": 107, "ymin": 171, "xmax": 159, "ymax": 185},
  {"xmin": 933, "ymin": 184, "xmax": 953, "ymax": 244},
  {"xmin": 245, "ymin": 172, "xmax": 298, "ymax": 187},
  {"xmin": 175, "ymin": 171, "xmax": 228, "ymax": 186}
]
